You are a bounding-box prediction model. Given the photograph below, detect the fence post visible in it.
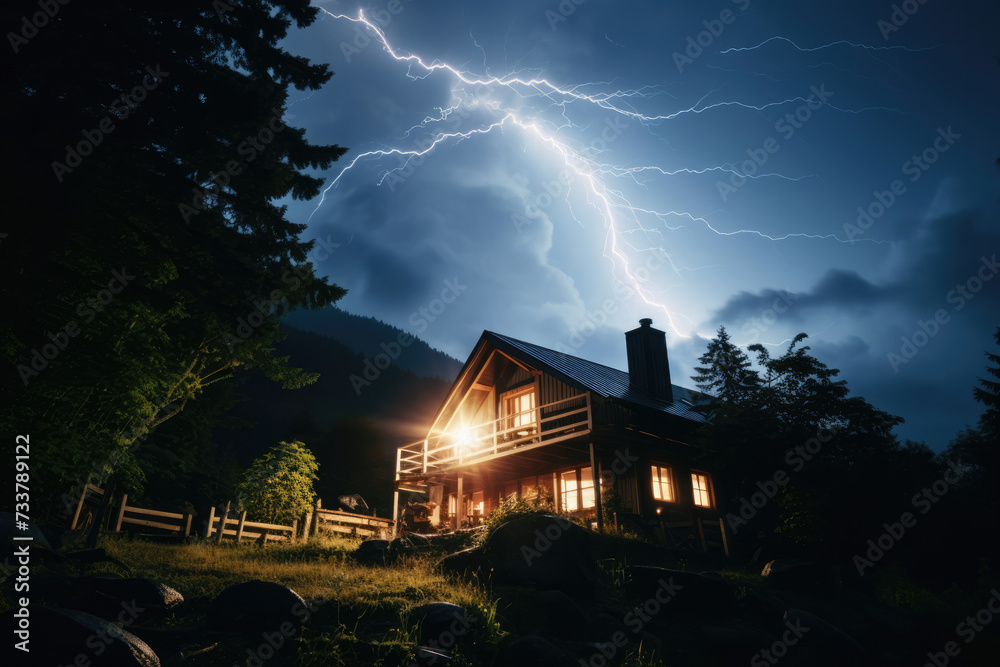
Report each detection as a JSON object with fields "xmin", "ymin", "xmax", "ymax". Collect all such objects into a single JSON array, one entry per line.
[
  {"xmin": 70, "ymin": 485, "xmax": 89, "ymax": 530},
  {"xmin": 115, "ymin": 493, "xmax": 129, "ymax": 533},
  {"xmin": 235, "ymin": 510, "xmax": 247, "ymax": 542},
  {"xmin": 183, "ymin": 512, "xmax": 193, "ymax": 538},
  {"xmin": 205, "ymin": 505, "xmax": 216, "ymax": 539},
  {"xmin": 291, "ymin": 519, "xmax": 298, "ymax": 543},
  {"xmin": 216, "ymin": 501, "xmax": 230, "ymax": 545}
]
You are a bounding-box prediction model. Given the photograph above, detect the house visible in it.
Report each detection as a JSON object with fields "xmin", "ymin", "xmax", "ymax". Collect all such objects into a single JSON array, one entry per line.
[{"xmin": 393, "ymin": 318, "xmax": 727, "ymax": 552}]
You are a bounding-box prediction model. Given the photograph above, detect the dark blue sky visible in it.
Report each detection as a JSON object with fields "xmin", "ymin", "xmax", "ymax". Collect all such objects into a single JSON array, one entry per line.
[{"xmin": 280, "ymin": 0, "xmax": 1000, "ymax": 449}]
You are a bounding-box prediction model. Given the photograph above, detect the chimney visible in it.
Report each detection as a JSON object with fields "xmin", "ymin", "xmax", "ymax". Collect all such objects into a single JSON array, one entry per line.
[{"xmin": 625, "ymin": 318, "xmax": 673, "ymax": 403}]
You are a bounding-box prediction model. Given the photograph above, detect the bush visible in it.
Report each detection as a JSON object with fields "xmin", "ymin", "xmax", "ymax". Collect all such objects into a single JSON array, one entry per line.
[
  {"xmin": 476, "ymin": 486, "xmax": 554, "ymax": 545},
  {"xmin": 237, "ymin": 441, "xmax": 319, "ymax": 524}
]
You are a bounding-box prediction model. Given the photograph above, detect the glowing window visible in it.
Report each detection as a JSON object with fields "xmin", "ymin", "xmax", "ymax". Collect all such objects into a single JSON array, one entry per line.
[
  {"xmin": 652, "ymin": 465, "xmax": 674, "ymax": 502},
  {"xmin": 580, "ymin": 467, "xmax": 596, "ymax": 509},
  {"xmin": 691, "ymin": 472, "xmax": 712, "ymax": 508},
  {"xmin": 502, "ymin": 387, "xmax": 536, "ymax": 430},
  {"xmin": 560, "ymin": 470, "xmax": 579, "ymax": 511},
  {"xmin": 519, "ymin": 476, "xmax": 537, "ymax": 500}
]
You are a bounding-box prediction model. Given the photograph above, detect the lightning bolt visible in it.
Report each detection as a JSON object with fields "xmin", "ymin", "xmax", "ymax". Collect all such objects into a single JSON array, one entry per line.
[{"xmin": 307, "ymin": 10, "xmax": 908, "ymax": 338}]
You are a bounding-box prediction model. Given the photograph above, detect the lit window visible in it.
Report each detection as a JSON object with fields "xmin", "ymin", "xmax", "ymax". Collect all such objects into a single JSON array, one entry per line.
[
  {"xmin": 502, "ymin": 387, "xmax": 536, "ymax": 430},
  {"xmin": 560, "ymin": 470, "xmax": 579, "ymax": 511},
  {"xmin": 691, "ymin": 472, "xmax": 712, "ymax": 508},
  {"xmin": 652, "ymin": 465, "xmax": 674, "ymax": 501},
  {"xmin": 469, "ymin": 491, "xmax": 484, "ymax": 515},
  {"xmin": 581, "ymin": 467, "xmax": 595, "ymax": 509}
]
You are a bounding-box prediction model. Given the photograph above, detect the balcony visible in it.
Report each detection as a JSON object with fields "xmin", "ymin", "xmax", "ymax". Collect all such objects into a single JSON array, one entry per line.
[{"xmin": 396, "ymin": 394, "xmax": 592, "ymax": 478}]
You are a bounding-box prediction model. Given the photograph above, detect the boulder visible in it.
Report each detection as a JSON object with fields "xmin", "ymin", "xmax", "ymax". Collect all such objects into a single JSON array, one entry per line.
[
  {"xmin": 6, "ymin": 605, "xmax": 159, "ymax": 665},
  {"xmin": 206, "ymin": 580, "xmax": 307, "ymax": 634},
  {"xmin": 408, "ymin": 602, "xmax": 475, "ymax": 647},
  {"xmin": 523, "ymin": 589, "xmax": 592, "ymax": 639},
  {"xmin": 624, "ymin": 566, "xmax": 739, "ymax": 618},
  {"xmin": 482, "ymin": 515, "xmax": 597, "ymax": 593},
  {"xmin": 353, "ymin": 539, "xmax": 390, "ymax": 565},
  {"xmin": 438, "ymin": 546, "xmax": 486, "ymax": 577},
  {"xmin": 36, "ymin": 576, "xmax": 182, "ymax": 621},
  {"xmin": 388, "ymin": 537, "xmax": 415, "ymax": 559}
]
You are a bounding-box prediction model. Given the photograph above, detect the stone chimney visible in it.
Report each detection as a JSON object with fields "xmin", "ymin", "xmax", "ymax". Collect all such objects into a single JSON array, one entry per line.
[{"xmin": 625, "ymin": 318, "xmax": 673, "ymax": 403}]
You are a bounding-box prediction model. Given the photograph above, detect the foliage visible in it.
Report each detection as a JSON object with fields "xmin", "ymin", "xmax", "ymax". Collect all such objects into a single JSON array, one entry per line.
[
  {"xmin": 476, "ymin": 487, "xmax": 554, "ymax": 545},
  {"xmin": 237, "ymin": 440, "xmax": 319, "ymax": 524},
  {"xmin": 0, "ymin": 1, "xmax": 348, "ymax": 510},
  {"xmin": 693, "ymin": 329, "xmax": 910, "ymax": 556},
  {"xmin": 691, "ymin": 325, "xmax": 760, "ymax": 404}
]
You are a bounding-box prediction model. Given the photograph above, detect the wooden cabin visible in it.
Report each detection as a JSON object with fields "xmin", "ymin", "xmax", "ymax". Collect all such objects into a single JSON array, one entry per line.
[{"xmin": 393, "ymin": 318, "xmax": 727, "ymax": 551}]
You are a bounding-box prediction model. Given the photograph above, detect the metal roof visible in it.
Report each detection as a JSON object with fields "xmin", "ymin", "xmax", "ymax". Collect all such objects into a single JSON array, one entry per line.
[{"xmin": 483, "ymin": 331, "xmax": 708, "ymax": 423}]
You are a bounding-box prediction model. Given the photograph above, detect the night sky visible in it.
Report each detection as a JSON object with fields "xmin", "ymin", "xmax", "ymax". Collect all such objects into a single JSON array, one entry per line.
[{"xmin": 280, "ymin": 1, "xmax": 1000, "ymax": 450}]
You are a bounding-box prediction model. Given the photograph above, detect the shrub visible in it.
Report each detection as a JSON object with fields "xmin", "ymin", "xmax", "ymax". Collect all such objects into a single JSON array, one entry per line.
[{"xmin": 237, "ymin": 441, "xmax": 319, "ymax": 524}]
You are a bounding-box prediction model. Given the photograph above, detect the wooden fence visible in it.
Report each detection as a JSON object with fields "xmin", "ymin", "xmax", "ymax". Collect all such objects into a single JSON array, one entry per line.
[
  {"xmin": 115, "ymin": 493, "xmax": 193, "ymax": 537},
  {"xmin": 67, "ymin": 486, "xmax": 392, "ymax": 544}
]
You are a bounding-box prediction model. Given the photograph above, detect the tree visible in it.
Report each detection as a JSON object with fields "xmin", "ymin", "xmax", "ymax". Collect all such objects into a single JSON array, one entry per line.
[
  {"xmin": 973, "ymin": 326, "xmax": 1000, "ymax": 438},
  {"xmin": 238, "ymin": 441, "xmax": 318, "ymax": 524},
  {"xmin": 691, "ymin": 326, "xmax": 759, "ymax": 404},
  {"xmin": 0, "ymin": 1, "xmax": 347, "ymax": 510}
]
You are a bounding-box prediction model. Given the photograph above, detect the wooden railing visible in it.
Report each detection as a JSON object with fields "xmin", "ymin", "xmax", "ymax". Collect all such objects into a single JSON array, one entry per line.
[
  {"xmin": 397, "ymin": 393, "xmax": 591, "ymax": 477},
  {"xmin": 115, "ymin": 494, "xmax": 194, "ymax": 537}
]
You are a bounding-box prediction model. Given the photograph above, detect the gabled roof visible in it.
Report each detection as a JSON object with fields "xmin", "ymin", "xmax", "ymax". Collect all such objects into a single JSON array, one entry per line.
[{"xmin": 484, "ymin": 331, "xmax": 708, "ymax": 423}]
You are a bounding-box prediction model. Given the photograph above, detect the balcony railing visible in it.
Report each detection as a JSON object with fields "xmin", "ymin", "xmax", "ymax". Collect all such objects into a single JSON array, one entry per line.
[{"xmin": 397, "ymin": 393, "xmax": 591, "ymax": 477}]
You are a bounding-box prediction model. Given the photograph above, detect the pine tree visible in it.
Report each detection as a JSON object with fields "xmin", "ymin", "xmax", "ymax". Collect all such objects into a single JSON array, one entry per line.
[
  {"xmin": 973, "ymin": 326, "xmax": 1000, "ymax": 437},
  {"xmin": 691, "ymin": 326, "xmax": 759, "ymax": 404}
]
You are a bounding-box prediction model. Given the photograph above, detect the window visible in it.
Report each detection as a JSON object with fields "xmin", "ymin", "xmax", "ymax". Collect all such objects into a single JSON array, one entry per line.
[
  {"xmin": 651, "ymin": 465, "xmax": 674, "ymax": 502},
  {"xmin": 560, "ymin": 467, "xmax": 596, "ymax": 512},
  {"xmin": 691, "ymin": 472, "xmax": 713, "ymax": 508},
  {"xmin": 467, "ymin": 491, "xmax": 484, "ymax": 516},
  {"xmin": 519, "ymin": 476, "xmax": 537, "ymax": 500},
  {"xmin": 580, "ymin": 467, "xmax": 595, "ymax": 509},
  {"xmin": 501, "ymin": 386, "xmax": 536, "ymax": 431},
  {"xmin": 560, "ymin": 470, "xmax": 579, "ymax": 511}
]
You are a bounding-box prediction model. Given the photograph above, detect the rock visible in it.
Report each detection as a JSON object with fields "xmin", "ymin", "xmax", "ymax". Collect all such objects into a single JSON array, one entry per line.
[
  {"xmin": 389, "ymin": 537, "xmax": 415, "ymax": 559},
  {"xmin": 353, "ymin": 539, "xmax": 390, "ymax": 565},
  {"xmin": 499, "ymin": 634, "xmax": 578, "ymax": 667},
  {"xmin": 408, "ymin": 602, "xmax": 476, "ymax": 647},
  {"xmin": 624, "ymin": 566, "xmax": 739, "ymax": 618},
  {"xmin": 761, "ymin": 559, "xmax": 835, "ymax": 592},
  {"xmin": 523, "ymin": 590, "xmax": 592, "ymax": 639},
  {"xmin": 206, "ymin": 580, "xmax": 307, "ymax": 633},
  {"xmin": 413, "ymin": 645, "xmax": 453, "ymax": 666},
  {"xmin": 36, "ymin": 576, "xmax": 183, "ymax": 621},
  {"xmin": 482, "ymin": 515, "xmax": 597, "ymax": 593},
  {"xmin": 438, "ymin": 546, "xmax": 486, "ymax": 577},
  {"xmin": 5, "ymin": 605, "xmax": 159, "ymax": 665}
]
